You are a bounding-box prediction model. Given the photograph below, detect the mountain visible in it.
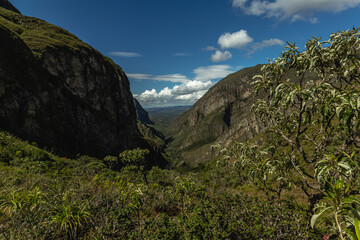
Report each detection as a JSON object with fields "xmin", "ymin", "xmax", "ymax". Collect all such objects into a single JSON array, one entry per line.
[
  {"xmin": 146, "ymin": 106, "xmax": 191, "ymax": 137},
  {"xmin": 0, "ymin": 0, "xmax": 20, "ymax": 14},
  {"xmin": 134, "ymin": 99, "xmax": 167, "ymax": 156},
  {"xmin": 168, "ymin": 65, "xmax": 264, "ymax": 163},
  {"xmin": 0, "ymin": 5, "xmax": 156, "ymax": 160},
  {"xmin": 169, "ymin": 64, "xmax": 318, "ymax": 164},
  {"xmin": 134, "ymin": 98, "xmax": 153, "ymax": 125}
]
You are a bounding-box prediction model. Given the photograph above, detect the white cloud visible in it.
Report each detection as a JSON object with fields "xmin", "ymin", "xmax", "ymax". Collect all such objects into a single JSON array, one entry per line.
[
  {"xmin": 134, "ymin": 81, "xmax": 214, "ymax": 106},
  {"xmin": 232, "ymin": 0, "xmax": 360, "ymax": 21},
  {"xmin": 251, "ymin": 38, "xmax": 284, "ymax": 51},
  {"xmin": 132, "ymin": 65, "xmax": 233, "ymax": 107},
  {"xmin": 218, "ymin": 29, "xmax": 253, "ymax": 49},
  {"xmin": 128, "ymin": 73, "xmax": 190, "ymax": 83},
  {"xmin": 309, "ymin": 17, "xmax": 319, "ymax": 24},
  {"xmin": 152, "ymin": 74, "xmax": 190, "ymax": 83},
  {"xmin": 109, "ymin": 52, "xmax": 143, "ymax": 57},
  {"xmin": 211, "ymin": 50, "xmax": 233, "ymax": 62},
  {"xmin": 173, "ymin": 52, "xmax": 192, "ymax": 56},
  {"xmin": 205, "ymin": 46, "xmax": 218, "ymax": 51},
  {"xmin": 193, "ymin": 65, "xmax": 233, "ymax": 82},
  {"xmin": 232, "ymin": 0, "xmax": 248, "ymax": 8},
  {"xmin": 127, "ymin": 73, "xmax": 152, "ymax": 80}
]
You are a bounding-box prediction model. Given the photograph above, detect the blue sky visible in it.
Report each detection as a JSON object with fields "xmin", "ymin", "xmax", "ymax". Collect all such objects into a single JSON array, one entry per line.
[{"xmin": 11, "ymin": 0, "xmax": 360, "ymax": 107}]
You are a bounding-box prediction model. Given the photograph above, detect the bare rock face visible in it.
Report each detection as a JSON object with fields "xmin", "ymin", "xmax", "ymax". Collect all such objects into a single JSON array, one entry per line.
[
  {"xmin": 134, "ymin": 98, "xmax": 153, "ymax": 125},
  {"xmin": 0, "ymin": 0, "xmax": 20, "ymax": 14},
  {"xmin": 169, "ymin": 65, "xmax": 264, "ymax": 161},
  {"xmin": 0, "ymin": 7, "xmax": 144, "ymax": 158}
]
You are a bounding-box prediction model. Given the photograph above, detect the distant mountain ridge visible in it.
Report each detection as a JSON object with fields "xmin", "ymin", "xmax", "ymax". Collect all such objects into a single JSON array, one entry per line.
[{"xmin": 147, "ymin": 106, "xmax": 191, "ymax": 137}]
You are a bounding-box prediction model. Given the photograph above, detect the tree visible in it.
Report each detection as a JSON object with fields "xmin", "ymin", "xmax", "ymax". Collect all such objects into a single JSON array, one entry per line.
[
  {"xmin": 234, "ymin": 27, "xmax": 360, "ymax": 238},
  {"xmin": 119, "ymin": 148, "xmax": 150, "ymax": 184}
]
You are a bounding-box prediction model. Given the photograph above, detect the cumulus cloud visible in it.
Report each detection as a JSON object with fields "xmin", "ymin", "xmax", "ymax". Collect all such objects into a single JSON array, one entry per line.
[
  {"xmin": 232, "ymin": 0, "xmax": 360, "ymax": 22},
  {"xmin": 211, "ymin": 50, "xmax": 233, "ymax": 62},
  {"xmin": 132, "ymin": 65, "xmax": 233, "ymax": 107},
  {"xmin": 134, "ymin": 81, "xmax": 214, "ymax": 106},
  {"xmin": 218, "ymin": 29, "xmax": 253, "ymax": 49},
  {"xmin": 109, "ymin": 52, "xmax": 143, "ymax": 57},
  {"xmin": 207, "ymin": 30, "xmax": 283, "ymax": 58}
]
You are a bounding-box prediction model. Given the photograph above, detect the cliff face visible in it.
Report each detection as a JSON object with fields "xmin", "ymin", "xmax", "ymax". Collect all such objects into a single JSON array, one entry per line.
[
  {"xmin": 169, "ymin": 65, "xmax": 264, "ymax": 162},
  {"xmin": 0, "ymin": 7, "xmax": 143, "ymax": 158},
  {"xmin": 134, "ymin": 98, "xmax": 153, "ymax": 125},
  {"xmin": 0, "ymin": 0, "xmax": 20, "ymax": 14}
]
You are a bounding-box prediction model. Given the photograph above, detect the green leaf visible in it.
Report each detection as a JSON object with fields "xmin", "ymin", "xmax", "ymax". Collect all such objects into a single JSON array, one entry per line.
[
  {"xmin": 354, "ymin": 219, "xmax": 360, "ymax": 239},
  {"xmin": 311, "ymin": 206, "xmax": 332, "ymax": 228},
  {"xmin": 345, "ymin": 228, "xmax": 358, "ymax": 240},
  {"xmin": 343, "ymin": 196, "xmax": 360, "ymax": 205}
]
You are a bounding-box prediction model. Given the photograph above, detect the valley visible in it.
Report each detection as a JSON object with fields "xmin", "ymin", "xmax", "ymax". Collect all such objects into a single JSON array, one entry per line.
[{"xmin": 1, "ymin": 1, "xmax": 360, "ymax": 239}]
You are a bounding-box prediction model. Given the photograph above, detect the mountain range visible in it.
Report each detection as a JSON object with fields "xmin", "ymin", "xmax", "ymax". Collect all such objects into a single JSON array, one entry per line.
[
  {"xmin": 0, "ymin": 1, "xmax": 168, "ymax": 167},
  {"xmin": 0, "ymin": 0, "xmax": 312, "ymax": 168}
]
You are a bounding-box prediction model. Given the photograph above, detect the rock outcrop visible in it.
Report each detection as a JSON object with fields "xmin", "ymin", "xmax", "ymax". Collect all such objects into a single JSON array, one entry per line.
[
  {"xmin": 0, "ymin": 0, "xmax": 20, "ymax": 14},
  {"xmin": 134, "ymin": 98, "xmax": 153, "ymax": 125},
  {"xmin": 0, "ymin": 6, "xmax": 145, "ymax": 158},
  {"xmin": 169, "ymin": 65, "xmax": 264, "ymax": 162}
]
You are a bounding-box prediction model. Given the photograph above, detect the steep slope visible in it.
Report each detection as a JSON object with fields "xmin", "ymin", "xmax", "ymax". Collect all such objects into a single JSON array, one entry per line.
[
  {"xmin": 147, "ymin": 106, "xmax": 191, "ymax": 137},
  {"xmin": 134, "ymin": 99, "xmax": 167, "ymax": 155},
  {"xmin": 0, "ymin": 6, "xmax": 145, "ymax": 159},
  {"xmin": 134, "ymin": 98, "xmax": 153, "ymax": 125},
  {"xmin": 0, "ymin": 0, "xmax": 20, "ymax": 14},
  {"xmin": 169, "ymin": 64, "xmax": 318, "ymax": 164},
  {"xmin": 169, "ymin": 65, "xmax": 264, "ymax": 163}
]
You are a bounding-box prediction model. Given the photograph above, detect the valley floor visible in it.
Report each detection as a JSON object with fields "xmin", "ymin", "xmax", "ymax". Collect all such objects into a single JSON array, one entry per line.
[{"xmin": 0, "ymin": 131, "xmax": 325, "ymax": 239}]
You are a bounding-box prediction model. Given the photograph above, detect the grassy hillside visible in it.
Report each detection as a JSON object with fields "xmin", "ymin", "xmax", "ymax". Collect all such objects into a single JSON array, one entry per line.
[
  {"xmin": 0, "ymin": 130, "xmax": 318, "ymax": 239},
  {"xmin": 0, "ymin": 7, "xmax": 90, "ymax": 54},
  {"xmin": 147, "ymin": 106, "xmax": 191, "ymax": 137}
]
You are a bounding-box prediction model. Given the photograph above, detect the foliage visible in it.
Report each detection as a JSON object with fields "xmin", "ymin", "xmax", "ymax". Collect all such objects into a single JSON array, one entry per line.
[
  {"xmin": 119, "ymin": 148, "xmax": 150, "ymax": 184},
  {"xmin": 214, "ymin": 27, "xmax": 360, "ymax": 239},
  {"xmin": 0, "ymin": 130, "xmax": 317, "ymax": 239}
]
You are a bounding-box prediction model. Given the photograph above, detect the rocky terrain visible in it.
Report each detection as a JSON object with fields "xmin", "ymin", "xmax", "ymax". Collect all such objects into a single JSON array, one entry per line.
[
  {"xmin": 0, "ymin": 4, "xmax": 150, "ymax": 159},
  {"xmin": 168, "ymin": 65, "xmax": 264, "ymax": 163},
  {"xmin": 134, "ymin": 98, "xmax": 153, "ymax": 125},
  {"xmin": 0, "ymin": 0, "xmax": 20, "ymax": 14}
]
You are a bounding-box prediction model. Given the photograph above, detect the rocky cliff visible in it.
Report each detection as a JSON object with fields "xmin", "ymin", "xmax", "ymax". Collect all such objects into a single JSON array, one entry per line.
[
  {"xmin": 169, "ymin": 63, "xmax": 318, "ymax": 164},
  {"xmin": 169, "ymin": 65, "xmax": 264, "ymax": 163},
  {"xmin": 0, "ymin": 0, "xmax": 20, "ymax": 14},
  {"xmin": 0, "ymin": 6, "xmax": 145, "ymax": 159},
  {"xmin": 134, "ymin": 98, "xmax": 153, "ymax": 125}
]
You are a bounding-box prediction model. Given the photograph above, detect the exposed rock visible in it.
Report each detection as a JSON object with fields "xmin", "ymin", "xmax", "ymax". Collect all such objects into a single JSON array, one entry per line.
[
  {"xmin": 169, "ymin": 65, "xmax": 264, "ymax": 162},
  {"xmin": 0, "ymin": 8, "xmax": 147, "ymax": 159},
  {"xmin": 134, "ymin": 98, "xmax": 153, "ymax": 125},
  {"xmin": 0, "ymin": 0, "xmax": 20, "ymax": 14},
  {"xmin": 169, "ymin": 63, "xmax": 319, "ymax": 164}
]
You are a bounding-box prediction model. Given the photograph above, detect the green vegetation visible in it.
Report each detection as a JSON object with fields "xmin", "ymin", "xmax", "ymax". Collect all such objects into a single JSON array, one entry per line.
[
  {"xmin": 167, "ymin": 64, "xmax": 264, "ymax": 165},
  {"xmin": 147, "ymin": 106, "xmax": 191, "ymax": 137},
  {"xmin": 213, "ymin": 27, "xmax": 360, "ymax": 239},
  {"xmin": 1, "ymin": 5, "xmax": 360, "ymax": 237},
  {"xmin": 0, "ymin": 130, "xmax": 316, "ymax": 239},
  {"xmin": 137, "ymin": 121, "xmax": 166, "ymax": 151},
  {"xmin": 0, "ymin": 7, "xmax": 90, "ymax": 53}
]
